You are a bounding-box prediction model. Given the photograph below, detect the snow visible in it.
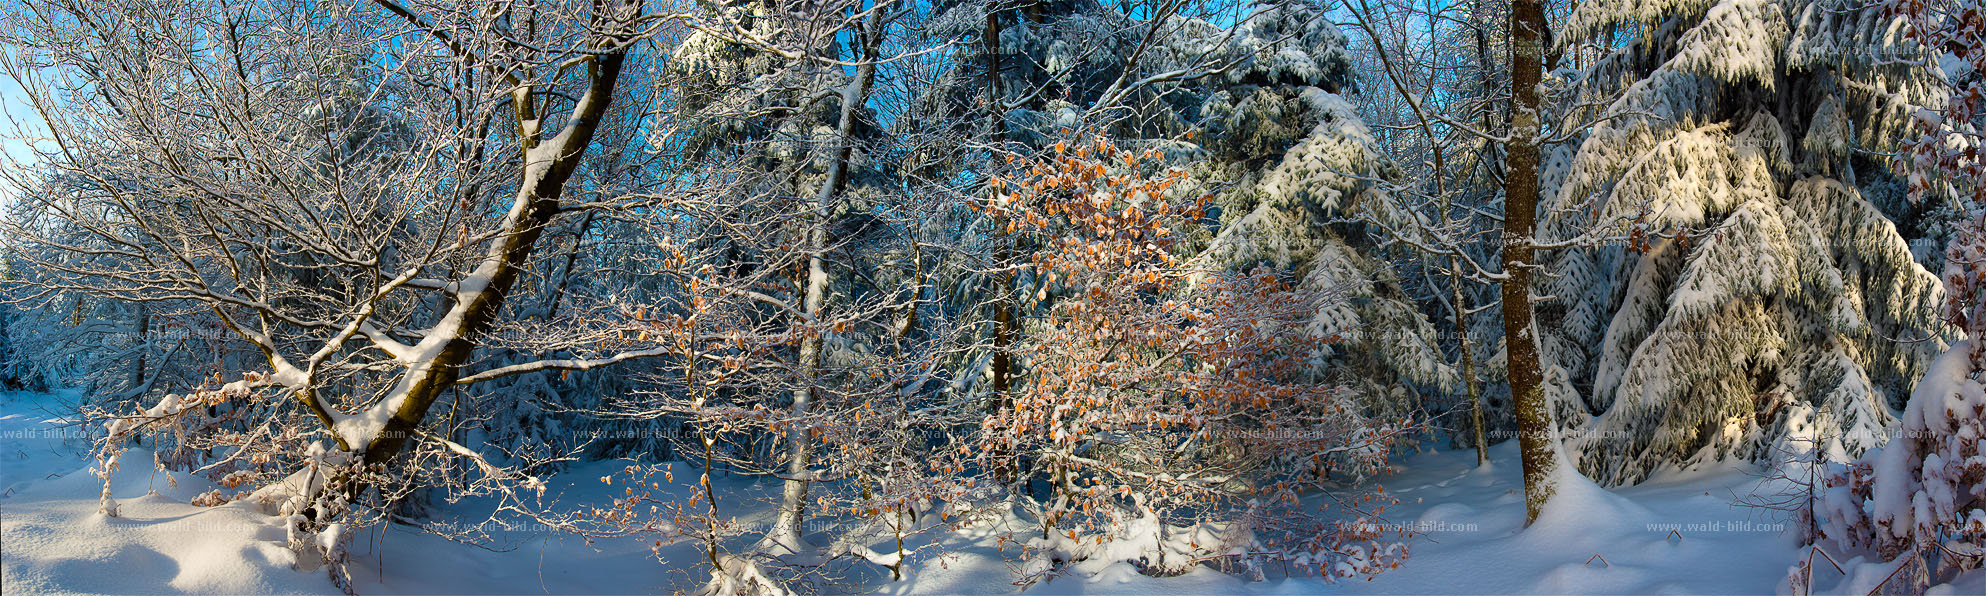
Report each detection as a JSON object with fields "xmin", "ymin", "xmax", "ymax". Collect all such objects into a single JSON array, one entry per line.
[
  {"xmin": 337, "ymin": 461, "xmax": 723, "ymax": 595},
  {"xmin": 0, "ymin": 390, "xmax": 84, "ymax": 498},
  {"xmin": 3, "ymin": 472, "xmax": 325, "ymax": 594},
  {"xmin": 1671, "ymin": 0, "xmax": 1787, "ymax": 88},
  {"xmin": 881, "ymin": 442, "xmax": 1805, "ymax": 595},
  {"xmin": 1311, "ymin": 445, "xmax": 1801, "ymax": 594},
  {"xmin": 2, "ymin": 390, "xmax": 329, "ymax": 594},
  {"xmin": 3, "ymin": 389, "xmax": 1964, "ymax": 594}
]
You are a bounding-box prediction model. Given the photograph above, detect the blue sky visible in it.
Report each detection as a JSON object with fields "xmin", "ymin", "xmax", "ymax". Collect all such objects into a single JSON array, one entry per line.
[{"xmin": 0, "ymin": 71, "xmax": 44, "ymax": 205}]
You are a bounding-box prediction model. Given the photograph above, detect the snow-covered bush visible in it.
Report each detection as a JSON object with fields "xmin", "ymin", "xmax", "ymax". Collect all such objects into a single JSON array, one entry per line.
[
  {"xmin": 975, "ymin": 136, "xmax": 1412, "ymax": 583},
  {"xmin": 1810, "ymin": 341, "xmax": 1986, "ymax": 591}
]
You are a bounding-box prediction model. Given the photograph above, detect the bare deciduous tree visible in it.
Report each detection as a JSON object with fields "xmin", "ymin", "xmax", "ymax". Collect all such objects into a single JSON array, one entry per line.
[{"xmin": 0, "ymin": 0, "xmax": 679, "ymax": 574}]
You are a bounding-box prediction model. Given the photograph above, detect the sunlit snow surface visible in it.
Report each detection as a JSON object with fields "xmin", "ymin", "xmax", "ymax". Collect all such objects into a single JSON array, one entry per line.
[
  {"xmin": 3, "ymin": 390, "xmax": 1980, "ymax": 594},
  {"xmin": 0, "ymin": 390, "xmax": 322, "ymax": 594}
]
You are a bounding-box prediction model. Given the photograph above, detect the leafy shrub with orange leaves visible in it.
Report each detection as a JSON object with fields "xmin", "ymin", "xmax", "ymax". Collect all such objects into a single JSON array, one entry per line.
[{"xmin": 974, "ymin": 136, "xmax": 1412, "ymax": 582}]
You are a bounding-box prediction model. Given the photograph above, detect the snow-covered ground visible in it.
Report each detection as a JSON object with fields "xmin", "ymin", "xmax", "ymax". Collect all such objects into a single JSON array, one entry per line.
[
  {"xmin": 1, "ymin": 390, "xmax": 327, "ymax": 594},
  {"xmin": 898, "ymin": 445, "xmax": 1810, "ymax": 596},
  {"xmin": 0, "ymin": 390, "xmax": 1931, "ymax": 594}
]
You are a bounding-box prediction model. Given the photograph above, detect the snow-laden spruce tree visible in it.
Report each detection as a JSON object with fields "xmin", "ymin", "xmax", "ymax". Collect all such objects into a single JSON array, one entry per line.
[
  {"xmin": 1179, "ymin": 0, "xmax": 1458, "ymax": 414},
  {"xmin": 1536, "ymin": 0, "xmax": 1954, "ymax": 485},
  {"xmin": 939, "ymin": 0, "xmax": 1455, "ymax": 418},
  {"xmin": 1798, "ymin": 2, "xmax": 1986, "ymax": 591}
]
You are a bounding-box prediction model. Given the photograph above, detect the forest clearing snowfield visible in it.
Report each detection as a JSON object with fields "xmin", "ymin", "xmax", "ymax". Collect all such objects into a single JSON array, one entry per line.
[{"xmin": 11, "ymin": 389, "xmax": 1971, "ymax": 595}]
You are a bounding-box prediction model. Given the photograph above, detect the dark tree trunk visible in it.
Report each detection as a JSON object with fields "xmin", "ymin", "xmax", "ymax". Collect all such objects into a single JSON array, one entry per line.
[{"xmin": 1503, "ymin": 0, "xmax": 1557, "ymax": 525}]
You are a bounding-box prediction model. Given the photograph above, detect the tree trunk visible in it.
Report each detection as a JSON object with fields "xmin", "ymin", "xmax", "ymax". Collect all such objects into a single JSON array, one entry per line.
[
  {"xmin": 985, "ymin": 6, "xmax": 1022, "ymax": 487},
  {"xmin": 359, "ymin": 50, "xmax": 628, "ymax": 466},
  {"xmin": 542, "ymin": 210, "xmax": 598, "ymax": 321},
  {"xmin": 129, "ymin": 304, "xmax": 149, "ymax": 395},
  {"xmin": 770, "ymin": 220, "xmax": 827, "ymax": 552},
  {"xmin": 1452, "ymin": 256, "xmax": 1489, "ymax": 466},
  {"xmin": 768, "ymin": 7, "xmax": 883, "ymax": 551},
  {"xmin": 1503, "ymin": 0, "xmax": 1556, "ymax": 525}
]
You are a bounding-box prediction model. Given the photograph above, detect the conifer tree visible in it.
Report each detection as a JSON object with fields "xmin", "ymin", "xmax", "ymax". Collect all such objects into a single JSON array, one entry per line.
[{"xmin": 1539, "ymin": 0, "xmax": 1953, "ymax": 485}]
